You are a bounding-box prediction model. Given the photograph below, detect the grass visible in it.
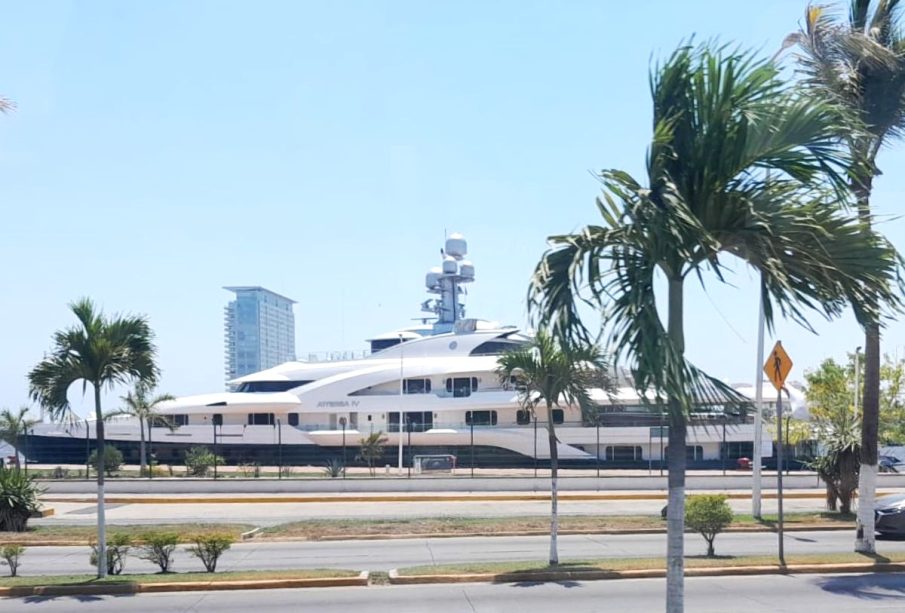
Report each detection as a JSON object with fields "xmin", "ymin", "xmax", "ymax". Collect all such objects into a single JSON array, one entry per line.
[
  {"xmin": 0, "ymin": 523, "xmax": 255, "ymax": 545},
  {"xmin": 258, "ymin": 512, "xmax": 855, "ymax": 540},
  {"xmin": 0, "ymin": 568, "xmax": 360, "ymax": 588},
  {"xmin": 397, "ymin": 551, "xmax": 905, "ymax": 577}
]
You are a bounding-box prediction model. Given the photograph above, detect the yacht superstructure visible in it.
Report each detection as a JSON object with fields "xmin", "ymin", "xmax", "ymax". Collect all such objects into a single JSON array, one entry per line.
[{"xmin": 25, "ymin": 234, "xmax": 770, "ymax": 469}]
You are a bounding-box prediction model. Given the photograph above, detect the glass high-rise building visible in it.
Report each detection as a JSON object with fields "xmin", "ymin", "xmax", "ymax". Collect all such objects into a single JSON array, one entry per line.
[{"xmin": 223, "ymin": 286, "xmax": 296, "ymax": 385}]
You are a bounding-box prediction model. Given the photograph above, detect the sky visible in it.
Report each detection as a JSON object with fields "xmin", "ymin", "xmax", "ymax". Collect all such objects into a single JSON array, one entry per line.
[{"xmin": 2, "ymin": 1, "xmax": 905, "ymax": 419}]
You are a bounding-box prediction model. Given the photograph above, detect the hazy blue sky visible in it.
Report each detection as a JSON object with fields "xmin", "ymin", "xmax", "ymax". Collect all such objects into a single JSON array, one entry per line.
[{"xmin": 2, "ymin": 1, "xmax": 904, "ymax": 418}]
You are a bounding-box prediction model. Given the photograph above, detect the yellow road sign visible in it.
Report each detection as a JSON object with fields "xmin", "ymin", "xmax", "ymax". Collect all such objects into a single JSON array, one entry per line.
[{"xmin": 764, "ymin": 341, "xmax": 792, "ymax": 391}]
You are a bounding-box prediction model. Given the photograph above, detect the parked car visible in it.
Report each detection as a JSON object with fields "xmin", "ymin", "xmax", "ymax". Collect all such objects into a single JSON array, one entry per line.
[
  {"xmin": 880, "ymin": 455, "xmax": 904, "ymax": 473},
  {"xmin": 875, "ymin": 494, "xmax": 905, "ymax": 535}
]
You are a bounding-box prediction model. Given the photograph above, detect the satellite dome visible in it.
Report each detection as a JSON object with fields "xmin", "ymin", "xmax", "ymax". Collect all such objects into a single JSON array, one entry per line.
[
  {"xmin": 445, "ymin": 233, "xmax": 467, "ymax": 259},
  {"xmin": 442, "ymin": 256, "xmax": 458, "ymax": 274},
  {"xmin": 460, "ymin": 260, "xmax": 475, "ymax": 279},
  {"xmin": 425, "ymin": 267, "xmax": 442, "ymax": 289}
]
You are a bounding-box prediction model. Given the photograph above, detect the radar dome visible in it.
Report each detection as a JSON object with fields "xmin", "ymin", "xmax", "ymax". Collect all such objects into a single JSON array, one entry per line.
[
  {"xmin": 460, "ymin": 260, "xmax": 475, "ymax": 279},
  {"xmin": 445, "ymin": 233, "xmax": 467, "ymax": 259},
  {"xmin": 425, "ymin": 267, "xmax": 442, "ymax": 289},
  {"xmin": 442, "ymin": 256, "xmax": 458, "ymax": 274}
]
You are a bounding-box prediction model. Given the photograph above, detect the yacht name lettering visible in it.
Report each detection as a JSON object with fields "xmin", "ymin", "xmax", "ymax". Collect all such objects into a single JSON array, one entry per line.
[{"xmin": 316, "ymin": 400, "xmax": 360, "ymax": 408}]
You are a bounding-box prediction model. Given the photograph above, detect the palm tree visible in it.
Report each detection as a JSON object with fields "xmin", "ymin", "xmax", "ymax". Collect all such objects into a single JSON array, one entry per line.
[
  {"xmin": 796, "ymin": 0, "xmax": 905, "ymax": 554},
  {"xmin": 0, "ymin": 97, "xmax": 13, "ymax": 114},
  {"xmin": 356, "ymin": 431, "xmax": 387, "ymax": 476},
  {"xmin": 0, "ymin": 407, "xmax": 37, "ymax": 472},
  {"xmin": 530, "ymin": 43, "xmax": 901, "ymax": 612},
  {"xmin": 496, "ymin": 331, "xmax": 607, "ymax": 565},
  {"xmin": 107, "ymin": 383, "xmax": 174, "ymax": 477},
  {"xmin": 27, "ymin": 298, "xmax": 158, "ymax": 578}
]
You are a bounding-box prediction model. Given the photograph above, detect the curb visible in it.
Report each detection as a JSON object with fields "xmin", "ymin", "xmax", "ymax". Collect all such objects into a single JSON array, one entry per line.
[
  {"xmin": 387, "ymin": 563, "xmax": 905, "ymax": 585},
  {"xmin": 240, "ymin": 527, "xmax": 261, "ymax": 541},
  {"xmin": 29, "ymin": 508, "xmax": 54, "ymax": 518},
  {"xmin": 0, "ymin": 571, "xmax": 369, "ymax": 598}
]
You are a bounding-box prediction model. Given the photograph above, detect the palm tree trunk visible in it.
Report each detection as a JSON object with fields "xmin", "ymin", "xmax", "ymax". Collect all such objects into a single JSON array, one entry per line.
[
  {"xmin": 666, "ymin": 277, "xmax": 686, "ymax": 613},
  {"xmin": 854, "ymin": 174, "xmax": 878, "ymax": 554},
  {"xmin": 94, "ymin": 383, "xmax": 107, "ymax": 579},
  {"xmin": 139, "ymin": 416, "xmax": 147, "ymax": 477},
  {"xmin": 547, "ymin": 400, "xmax": 559, "ymax": 565}
]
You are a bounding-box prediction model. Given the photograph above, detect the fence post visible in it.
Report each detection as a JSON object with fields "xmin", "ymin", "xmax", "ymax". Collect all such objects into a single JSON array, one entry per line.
[{"xmin": 470, "ymin": 419, "xmax": 475, "ymax": 478}]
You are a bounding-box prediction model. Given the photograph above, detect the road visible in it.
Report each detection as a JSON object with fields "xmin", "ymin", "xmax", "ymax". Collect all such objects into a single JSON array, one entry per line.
[
  {"xmin": 36, "ymin": 494, "xmax": 837, "ymax": 526},
  {"xmin": 13, "ymin": 530, "xmax": 905, "ymax": 576},
  {"xmin": 7, "ymin": 574, "xmax": 905, "ymax": 611}
]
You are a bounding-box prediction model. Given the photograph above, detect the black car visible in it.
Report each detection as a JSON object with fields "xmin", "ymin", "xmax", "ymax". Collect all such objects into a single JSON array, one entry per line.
[{"xmin": 875, "ymin": 494, "xmax": 905, "ymax": 535}]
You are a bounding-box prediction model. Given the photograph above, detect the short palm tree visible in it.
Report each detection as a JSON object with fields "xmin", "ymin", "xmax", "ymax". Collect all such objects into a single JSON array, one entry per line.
[
  {"xmin": 530, "ymin": 42, "xmax": 901, "ymax": 612},
  {"xmin": 107, "ymin": 383, "xmax": 174, "ymax": 477},
  {"xmin": 496, "ymin": 331, "xmax": 607, "ymax": 565},
  {"xmin": 796, "ymin": 0, "xmax": 905, "ymax": 554},
  {"xmin": 0, "ymin": 407, "xmax": 37, "ymax": 472},
  {"xmin": 27, "ymin": 298, "xmax": 158, "ymax": 578}
]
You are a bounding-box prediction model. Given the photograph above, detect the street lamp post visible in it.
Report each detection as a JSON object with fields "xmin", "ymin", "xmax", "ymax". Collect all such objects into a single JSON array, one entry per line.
[
  {"xmin": 397, "ymin": 333, "xmax": 404, "ymax": 475},
  {"xmin": 339, "ymin": 416, "xmax": 347, "ymax": 478},
  {"xmin": 277, "ymin": 418, "xmax": 282, "ymax": 480}
]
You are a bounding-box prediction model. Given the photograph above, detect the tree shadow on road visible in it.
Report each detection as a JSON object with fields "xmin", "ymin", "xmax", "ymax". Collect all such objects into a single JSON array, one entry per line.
[{"xmin": 815, "ymin": 571, "xmax": 905, "ymax": 601}]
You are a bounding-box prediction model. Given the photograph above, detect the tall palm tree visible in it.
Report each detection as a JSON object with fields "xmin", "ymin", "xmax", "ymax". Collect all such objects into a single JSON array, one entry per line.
[
  {"xmin": 107, "ymin": 383, "xmax": 174, "ymax": 477},
  {"xmin": 796, "ymin": 0, "xmax": 905, "ymax": 554},
  {"xmin": 496, "ymin": 331, "xmax": 607, "ymax": 565},
  {"xmin": 0, "ymin": 406, "xmax": 37, "ymax": 472},
  {"xmin": 0, "ymin": 97, "xmax": 13, "ymax": 114},
  {"xmin": 27, "ymin": 298, "xmax": 158, "ymax": 578},
  {"xmin": 530, "ymin": 43, "xmax": 901, "ymax": 612}
]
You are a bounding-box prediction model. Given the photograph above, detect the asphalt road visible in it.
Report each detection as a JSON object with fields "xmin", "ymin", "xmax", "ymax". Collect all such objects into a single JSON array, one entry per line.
[
  {"xmin": 13, "ymin": 530, "xmax": 905, "ymax": 576},
  {"xmin": 37, "ymin": 495, "xmax": 832, "ymax": 526},
  {"xmin": 6, "ymin": 574, "xmax": 905, "ymax": 612}
]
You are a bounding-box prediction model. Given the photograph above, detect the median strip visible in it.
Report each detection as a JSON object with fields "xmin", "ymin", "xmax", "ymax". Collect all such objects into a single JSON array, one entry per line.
[
  {"xmin": 0, "ymin": 570, "xmax": 368, "ymax": 598},
  {"xmin": 390, "ymin": 553, "xmax": 905, "ymax": 585}
]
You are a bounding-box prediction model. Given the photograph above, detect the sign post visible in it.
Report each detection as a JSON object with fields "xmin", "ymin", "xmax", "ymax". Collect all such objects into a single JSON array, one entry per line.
[{"xmin": 764, "ymin": 340, "xmax": 792, "ymax": 566}]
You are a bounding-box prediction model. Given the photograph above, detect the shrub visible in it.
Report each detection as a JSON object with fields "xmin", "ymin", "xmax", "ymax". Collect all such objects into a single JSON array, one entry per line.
[
  {"xmin": 184, "ymin": 447, "xmax": 224, "ymax": 477},
  {"xmin": 90, "ymin": 533, "xmax": 132, "ymax": 575},
  {"xmin": 88, "ymin": 446, "xmax": 124, "ymax": 476},
  {"xmin": 0, "ymin": 466, "xmax": 42, "ymax": 532},
  {"xmin": 51, "ymin": 466, "xmax": 68, "ymax": 479},
  {"xmin": 188, "ymin": 533, "xmax": 234, "ymax": 572},
  {"xmin": 280, "ymin": 465, "xmax": 296, "ymax": 477},
  {"xmin": 1, "ymin": 545, "xmax": 24, "ymax": 577},
  {"xmin": 323, "ymin": 458, "xmax": 344, "ymax": 478},
  {"xmin": 685, "ymin": 494, "xmax": 734, "ymax": 557},
  {"xmin": 139, "ymin": 531, "xmax": 179, "ymax": 573},
  {"xmin": 238, "ymin": 462, "xmax": 261, "ymax": 478}
]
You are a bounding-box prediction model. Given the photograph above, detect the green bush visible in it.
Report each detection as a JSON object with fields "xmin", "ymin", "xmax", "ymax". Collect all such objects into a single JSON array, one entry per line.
[
  {"xmin": 139, "ymin": 531, "xmax": 179, "ymax": 573},
  {"xmin": 685, "ymin": 494, "xmax": 734, "ymax": 557},
  {"xmin": 184, "ymin": 447, "xmax": 225, "ymax": 477},
  {"xmin": 1, "ymin": 545, "xmax": 24, "ymax": 577},
  {"xmin": 188, "ymin": 533, "xmax": 234, "ymax": 572},
  {"xmin": 87, "ymin": 446, "xmax": 124, "ymax": 476},
  {"xmin": 323, "ymin": 458, "xmax": 344, "ymax": 478},
  {"xmin": 0, "ymin": 466, "xmax": 42, "ymax": 532},
  {"xmin": 90, "ymin": 533, "xmax": 132, "ymax": 575}
]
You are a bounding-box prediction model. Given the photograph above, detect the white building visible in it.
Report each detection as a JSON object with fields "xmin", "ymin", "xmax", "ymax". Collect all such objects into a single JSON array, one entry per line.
[{"xmin": 223, "ymin": 286, "xmax": 296, "ymax": 386}]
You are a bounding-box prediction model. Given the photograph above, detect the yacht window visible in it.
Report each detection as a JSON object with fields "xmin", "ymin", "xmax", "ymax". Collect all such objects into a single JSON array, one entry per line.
[
  {"xmin": 469, "ymin": 340, "xmax": 525, "ymax": 356},
  {"xmin": 403, "ymin": 378, "xmax": 432, "ymax": 394},
  {"xmin": 466, "ymin": 411, "xmax": 497, "ymax": 426},
  {"xmin": 237, "ymin": 381, "xmax": 308, "ymax": 393},
  {"xmin": 370, "ymin": 338, "xmax": 403, "ymax": 353},
  {"xmin": 446, "ymin": 377, "xmax": 476, "ymax": 398},
  {"xmin": 516, "ymin": 410, "xmax": 531, "ymax": 425},
  {"xmin": 172, "ymin": 414, "xmax": 189, "ymax": 427},
  {"xmin": 212, "ymin": 414, "xmax": 223, "ymax": 426},
  {"xmin": 390, "ymin": 411, "xmax": 433, "ymax": 433},
  {"xmin": 288, "ymin": 413, "xmax": 299, "ymax": 427},
  {"xmin": 664, "ymin": 446, "xmax": 704, "ymax": 461},
  {"xmin": 605, "ymin": 446, "xmax": 642, "ymax": 461},
  {"xmin": 552, "ymin": 409, "xmax": 564, "ymax": 425},
  {"xmin": 247, "ymin": 413, "xmax": 275, "ymax": 426}
]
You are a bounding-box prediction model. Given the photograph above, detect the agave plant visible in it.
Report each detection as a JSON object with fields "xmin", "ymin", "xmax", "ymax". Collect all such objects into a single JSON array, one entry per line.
[{"xmin": 0, "ymin": 466, "xmax": 43, "ymax": 532}]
